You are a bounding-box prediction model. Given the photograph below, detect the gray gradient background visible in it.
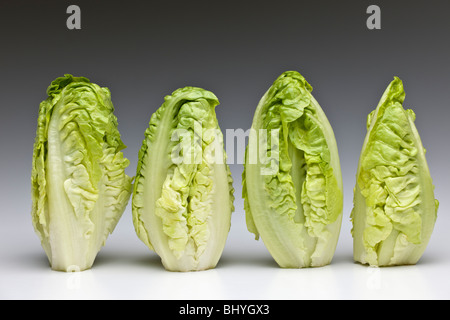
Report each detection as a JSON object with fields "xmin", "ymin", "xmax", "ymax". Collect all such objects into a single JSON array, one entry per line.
[{"xmin": 1, "ymin": 0, "xmax": 449, "ymax": 299}]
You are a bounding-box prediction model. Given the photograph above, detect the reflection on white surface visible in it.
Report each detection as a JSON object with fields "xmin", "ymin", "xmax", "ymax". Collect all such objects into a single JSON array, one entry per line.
[
  {"xmin": 151, "ymin": 268, "xmax": 225, "ymax": 300},
  {"xmin": 1, "ymin": 213, "xmax": 449, "ymax": 300},
  {"xmin": 351, "ymin": 263, "xmax": 436, "ymax": 299},
  {"xmin": 1, "ymin": 243, "xmax": 450, "ymax": 299},
  {"xmin": 266, "ymin": 266, "xmax": 340, "ymax": 299}
]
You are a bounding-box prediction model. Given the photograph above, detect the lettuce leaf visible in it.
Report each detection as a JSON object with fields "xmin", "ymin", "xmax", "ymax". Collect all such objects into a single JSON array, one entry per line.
[
  {"xmin": 242, "ymin": 71, "xmax": 343, "ymax": 268},
  {"xmin": 351, "ymin": 77, "xmax": 438, "ymax": 266},
  {"xmin": 132, "ymin": 87, "xmax": 234, "ymax": 271},
  {"xmin": 31, "ymin": 74, "xmax": 132, "ymax": 272}
]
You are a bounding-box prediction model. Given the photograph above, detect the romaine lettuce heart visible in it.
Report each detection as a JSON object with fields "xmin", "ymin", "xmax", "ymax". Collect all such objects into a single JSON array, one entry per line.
[
  {"xmin": 132, "ymin": 87, "xmax": 234, "ymax": 272},
  {"xmin": 351, "ymin": 77, "xmax": 438, "ymax": 266},
  {"xmin": 242, "ymin": 71, "xmax": 343, "ymax": 268},
  {"xmin": 31, "ymin": 74, "xmax": 132, "ymax": 272}
]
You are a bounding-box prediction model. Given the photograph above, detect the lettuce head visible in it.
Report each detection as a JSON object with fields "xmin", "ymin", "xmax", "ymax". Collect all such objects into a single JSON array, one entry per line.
[
  {"xmin": 351, "ymin": 77, "xmax": 438, "ymax": 266},
  {"xmin": 242, "ymin": 71, "xmax": 343, "ymax": 268},
  {"xmin": 132, "ymin": 86, "xmax": 234, "ymax": 272},
  {"xmin": 31, "ymin": 74, "xmax": 132, "ymax": 272}
]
